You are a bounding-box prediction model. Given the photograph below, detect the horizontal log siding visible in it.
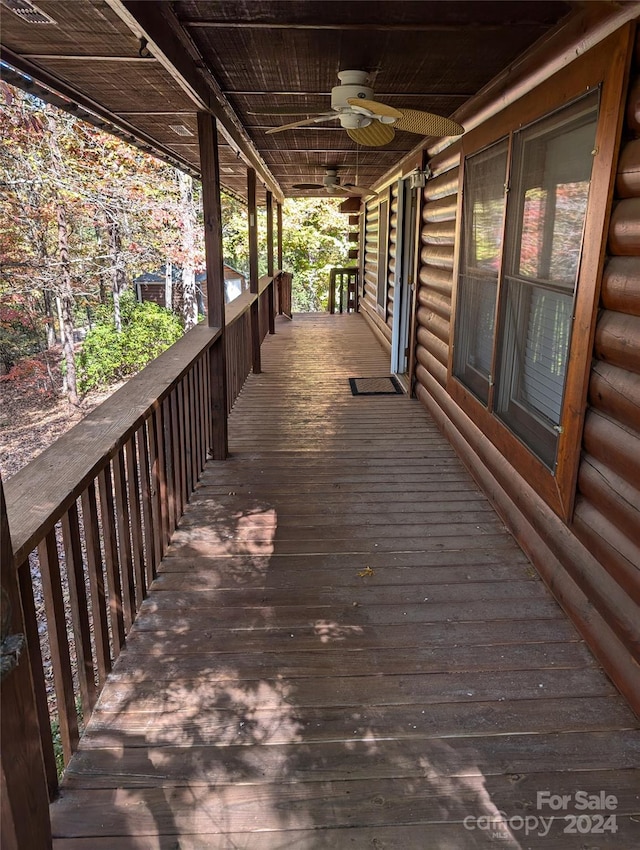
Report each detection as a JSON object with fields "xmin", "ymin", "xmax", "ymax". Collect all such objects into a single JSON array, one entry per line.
[
  {"xmin": 412, "ymin": 29, "xmax": 640, "ymax": 713},
  {"xmin": 574, "ymin": 49, "xmax": 640, "ymax": 631},
  {"xmin": 360, "ymin": 199, "xmax": 392, "ymax": 349},
  {"xmin": 387, "ymin": 184, "xmax": 399, "ymax": 329},
  {"xmin": 414, "ymin": 159, "xmax": 458, "ymax": 388}
]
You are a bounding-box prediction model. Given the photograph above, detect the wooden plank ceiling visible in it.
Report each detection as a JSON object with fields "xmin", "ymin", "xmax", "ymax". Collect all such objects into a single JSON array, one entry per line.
[{"xmin": 0, "ymin": 0, "xmax": 573, "ymax": 201}]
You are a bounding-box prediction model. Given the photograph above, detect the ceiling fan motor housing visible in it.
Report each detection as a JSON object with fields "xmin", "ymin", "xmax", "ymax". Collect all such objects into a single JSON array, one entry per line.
[
  {"xmin": 323, "ymin": 169, "xmax": 340, "ymax": 188},
  {"xmin": 332, "ymin": 70, "xmax": 373, "ymax": 112}
]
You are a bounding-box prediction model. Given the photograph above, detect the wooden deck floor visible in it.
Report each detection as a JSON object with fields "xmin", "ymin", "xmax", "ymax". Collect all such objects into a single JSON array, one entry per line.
[{"xmin": 52, "ymin": 314, "xmax": 640, "ymax": 848}]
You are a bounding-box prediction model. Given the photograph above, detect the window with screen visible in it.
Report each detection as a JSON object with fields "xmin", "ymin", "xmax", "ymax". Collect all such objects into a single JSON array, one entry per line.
[
  {"xmin": 454, "ymin": 90, "xmax": 599, "ymax": 470},
  {"xmin": 454, "ymin": 139, "xmax": 508, "ymax": 404},
  {"xmin": 377, "ymin": 198, "xmax": 389, "ymax": 314}
]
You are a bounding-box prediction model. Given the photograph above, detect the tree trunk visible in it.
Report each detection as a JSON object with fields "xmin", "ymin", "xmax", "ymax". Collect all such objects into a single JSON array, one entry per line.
[
  {"xmin": 178, "ymin": 170, "xmax": 198, "ymax": 330},
  {"xmin": 43, "ymin": 290, "xmax": 56, "ymax": 348},
  {"xmin": 165, "ymin": 261, "xmax": 173, "ymax": 310},
  {"xmin": 107, "ymin": 211, "xmax": 126, "ymax": 333},
  {"xmin": 45, "ymin": 107, "xmax": 78, "ymax": 404},
  {"xmin": 55, "ymin": 201, "xmax": 79, "ymax": 405},
  {"xmin": 94, "ymin": 221, "xmax": 107, "ymax": 304}
]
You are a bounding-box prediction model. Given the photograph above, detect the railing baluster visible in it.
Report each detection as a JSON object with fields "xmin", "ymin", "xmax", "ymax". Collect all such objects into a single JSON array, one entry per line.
[
  {"xmin": 194, "ymin": 357, "xmax": 204, "ymax": 473},
  {"xmin": 80, "ymin": 482, "xmax": 111, "ymax": 685},
  {"xmin": 97, "ymin": 465, "xmax": 125, "ymax": 654},
  {"xmin": 204, "ymin": 342, "xmax": 212, "ymax": 455},
  {"xmin": 137, "ymin": 422, "xmax": 157, "ymax": 586},
  {"xmin": 112, "ymin": 450, "xmax": 136, "ymax": 630},
  {"xmin": 125, "ymin": 436, "xmax": 146, "ymax": 605},
  {"xmin": 17, "ymin": 559, "xmax": 58, "ymax": 798},
  {"xmin": 156, "ymin": 403, "xmax": 171, "ymax": 553},
  {"xmin": 188, "ymin": 367, "xmax": 198, "ymax": 487},
  {"xmin": 149, "ymin": 408, "xmax": 167, "ymax": 560},
  {"xmin": 37, "ymin": 530, "xmax": 79, "ymax": 766},
  {"xmin": 163, "ymin": 395, "xmax": 176, "ymax": 535},
  {"xmin": 170, "ymin": 389, "xmax": 182, "ymax": 527},
  {"xmin": 178, "ymin": 378, "xmax": 190, "ymax": 502},
  {"xmin": 61, "ymin": 503, "xmax": 97, "ymax": 717}
]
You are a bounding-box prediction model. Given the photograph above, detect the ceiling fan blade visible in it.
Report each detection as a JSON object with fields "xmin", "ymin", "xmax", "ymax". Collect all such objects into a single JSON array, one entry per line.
[
  {"xmin": 346, "ymin": 98, "xmax": 402, "ymax": 119},
  {"xmin": 394, "ymin": 109, "xmax": 464, "ymax": 137},
  {"xmin": 341, "ymin": 183, "xmax": 377, "ymax": 197},
  {"xmin": 265, "ymin": 113, "xmax": 337, "ymax": 134},
  {"xmin": 292, "ymin": 182, "xmax": 324, "ymax": 190},
  {"xmin": 347, "ymin": 123, "xmax": 395, "ymax": 147}
]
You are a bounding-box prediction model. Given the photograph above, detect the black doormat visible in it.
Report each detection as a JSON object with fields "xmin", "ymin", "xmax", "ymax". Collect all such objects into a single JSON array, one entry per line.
[{"xmin": 349, "ymin": 376, "xmax": 403, "ymax": 396}]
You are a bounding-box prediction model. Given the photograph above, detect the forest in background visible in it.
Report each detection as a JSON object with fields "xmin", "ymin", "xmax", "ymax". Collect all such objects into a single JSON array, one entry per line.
[{"xmin": 1, "ymin": 82, "xmax": 351, "ymax": 413}]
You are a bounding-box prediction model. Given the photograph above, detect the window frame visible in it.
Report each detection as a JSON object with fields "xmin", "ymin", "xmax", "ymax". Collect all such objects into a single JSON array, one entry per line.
[
  {"xmin": 453, "ymin": 137, "xmax": 510, "ymax": 405},
  {"xmin": 376, "ymin": 193, "xmax": 390, "ymax": 318},
  {"xmin": 447, "ymin": 27, "xmax": 633, "ymax": 520}
]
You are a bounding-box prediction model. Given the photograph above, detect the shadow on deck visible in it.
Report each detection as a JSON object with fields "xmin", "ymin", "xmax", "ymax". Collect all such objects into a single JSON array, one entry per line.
[{"xmin": 51, "ymin": 314, "xmax": 640, "ymax": 848}]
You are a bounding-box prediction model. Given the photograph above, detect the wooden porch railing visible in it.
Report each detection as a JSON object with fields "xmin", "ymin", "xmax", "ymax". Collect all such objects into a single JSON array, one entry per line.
[
  {"xmin": 328, "ymin": 267, "xmax": 359, "ymax": 314},
  {"xmin": 276, "ymin": 270, "xmax": 293, "ymax": 318},
  {"xmin": 0, "ymin": 272, "xmax": 287, "ymax": 844}
]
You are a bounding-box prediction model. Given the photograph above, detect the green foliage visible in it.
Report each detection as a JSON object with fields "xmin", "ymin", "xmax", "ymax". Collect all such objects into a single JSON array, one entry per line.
[
  {"xmin": 77, "ymin": 291, "xmax": 183, "ymax": 392},
  {"xmin": 220, "ymin": 193, "xmax": 352, "ymax": 312},
  {"xmin": 283, "ymin": 199, "xmax": 351, "ymax": 311}
]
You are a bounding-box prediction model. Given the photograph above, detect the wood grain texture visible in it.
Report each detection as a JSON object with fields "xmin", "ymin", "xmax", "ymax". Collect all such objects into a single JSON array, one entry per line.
[
  {"xmin": 0, "ymin": 480, "xmax": 52, "ymax": 849},
  {"xmin": 51, "ymin": 315, "xmax": 640, "ymax": 848}
]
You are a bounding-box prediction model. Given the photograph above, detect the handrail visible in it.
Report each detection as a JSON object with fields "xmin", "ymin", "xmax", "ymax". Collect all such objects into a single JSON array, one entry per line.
[
  {"xmin": 224, "ymin": 289, "xmax": 257, "ymax": 325},
  {"xmin": 6, "ymin": 277, "xmax": 289, "ymax": 560},
  {"xmin": 258, "ymin": 272, "xmax": 276, "ymax": 295},
  {"xmin": 329, "ymin": 267, "xmax": 359, "ymax": 314},
  {"xmin": 5, "ymin": 324, "xmax": 221, "ymax": 566},
  {"xmin": 0, "ymin": 270, "xmax": 287, "ymax": 835}
]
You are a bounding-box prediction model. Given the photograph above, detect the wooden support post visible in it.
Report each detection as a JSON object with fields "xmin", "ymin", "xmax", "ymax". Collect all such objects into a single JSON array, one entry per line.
[
  {"xmin": 266, "ymin": 190, "xmax": 276, "ymax": 334},
  {"xmin": 328, "ymin": 268, "xmax": 336, "ymax": 314},
  {"xmin": 1, "ymin": 476, "xmax": 52, "ymax": 850},
  {"xmin": 198, "ymin": 110, "xmax": 228, "ymax": 459},
  {"xmin": 277, "ymin": 201, "xmax": 283, "ymax": 272},
  {"xmin": 247, "ymin": 167, "xmax": 262, "ymax": 374}
]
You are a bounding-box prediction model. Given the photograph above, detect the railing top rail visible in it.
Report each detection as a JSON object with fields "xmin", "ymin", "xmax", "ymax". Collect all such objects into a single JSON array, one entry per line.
[
  {"xmin": 5, "ymin": 323, "xmax": 221, "ymax": 564},
  {"xmin": 258, "ymin": 273, "xmax": 276, "ymax": 295},
  {"xmin": 225, "ymin": 290, "xmax": 257, "ymax": 325}
]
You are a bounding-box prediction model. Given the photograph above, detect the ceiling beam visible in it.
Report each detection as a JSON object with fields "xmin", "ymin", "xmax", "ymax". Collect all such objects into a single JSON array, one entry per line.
[
  {"xmin": 22, "ymin": 54, "xmax": 156, "ymax": 62},
  {"xmin": 105, "ymin": 0, "xmax": 284, "ymax": 202},
  {"xmin": 229, "ymin": 91, "xmax": 473, "ymax": 98},
  {"xmin": 180, "ymin": 21, "xmax": 549, "ymax": 31}
]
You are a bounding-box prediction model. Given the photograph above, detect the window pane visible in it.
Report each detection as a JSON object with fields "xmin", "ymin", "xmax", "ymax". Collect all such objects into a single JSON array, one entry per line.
[
  {"xmin": 510, "ymin": 100, "xmax": 598, "ymax": 287},
  {"xmin": 497, "ymin": 91, "xmax": 599, "ymax": 468},
  {"xmin": 454, "ymin": 139, "xmax": 508, "ymax": 403},
  {"xmin": 465, "ymin": 142, "xmax": 508, "ymax": 272},
  {"xmin": 377, "ymin": 199, "xmax": 389, "ymax": 310}
]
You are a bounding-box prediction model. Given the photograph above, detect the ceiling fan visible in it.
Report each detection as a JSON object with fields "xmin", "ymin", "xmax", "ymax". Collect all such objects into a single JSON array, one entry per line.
[
  {"xmin": 258, "ymin": 70, "xmax": 464, "ymax": 147},
  {"xmin": 292, "ymin": 168, "xmax": 375, "ymax": 197}
]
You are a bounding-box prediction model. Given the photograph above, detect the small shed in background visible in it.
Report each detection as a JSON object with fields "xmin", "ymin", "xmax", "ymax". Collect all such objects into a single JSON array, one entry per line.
[{"xmin": 134, "ymin": 262, "xmax": 248, "ymax": 312}]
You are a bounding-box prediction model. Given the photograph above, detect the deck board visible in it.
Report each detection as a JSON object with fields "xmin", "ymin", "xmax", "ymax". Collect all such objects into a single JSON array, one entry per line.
[{"xmin": 51, "ymin": 314, "xmax": 640, "ymax": 848}]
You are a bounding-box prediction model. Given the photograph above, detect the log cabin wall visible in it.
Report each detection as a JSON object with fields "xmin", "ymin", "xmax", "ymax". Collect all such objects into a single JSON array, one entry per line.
[
  {"xmin": 415, "ymin": 146, "xmax": 460, "ymax": 390},
  {"xmin": 574, "ymin": 38, "xmax": 640, "ymax": 617},
  {"xmin": 360, "ymin": 195, "xmax": 392, "ymax": 351},
  {"xmin": 412, "ymin": 22, "xmax": 640, "ymax": 714},
  {"xmin": 387, "ymin": 183, "xmax": 399, "ymax": 335}
]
